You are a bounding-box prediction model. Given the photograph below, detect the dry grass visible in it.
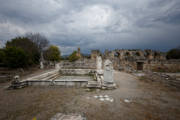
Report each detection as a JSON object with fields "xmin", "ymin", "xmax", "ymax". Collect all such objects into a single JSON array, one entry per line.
[
  {"xmin": 0, "ymin": 72, "xmax": 180, "ymax": 120},
  {"xmin": 0, "ymin": 86, "xmax": 83, "ymax": 120},
  {"xmin": 152, "ymin": 64, "xmax": 180, "ymax": 73}
]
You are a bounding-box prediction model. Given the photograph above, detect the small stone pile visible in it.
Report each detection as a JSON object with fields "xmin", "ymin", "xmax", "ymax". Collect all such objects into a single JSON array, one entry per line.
[
  {"xmin": 8, "ymin": 75, "xmax": 27, "ymax": 89},
  {"xmin": 93, "ymin": 95, "xmax": 114, "ymax": 102},
  {"xmin": 50, "ymin": 113, "xmax": 86, "ymax": 120}
]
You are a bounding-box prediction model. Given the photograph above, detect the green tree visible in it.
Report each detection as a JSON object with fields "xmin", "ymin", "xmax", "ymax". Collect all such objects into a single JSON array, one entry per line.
[
  {"xmin": 166, "ymin": 48, "xmax": 180, "ymax": 59},
  {"xmin": 44, "ymin": 45, "xmax": 61, "ymax": 62},
  {"xmin": 6, "ymin": 37, "xmax": 40, "ymax": 65},
  {"xmin": 4, "ymin": 47, "xmax": 28, "ymax": 68},
  {"xmin": 0, "ymin": 49, "xmax": 5, "ymax": 63},
  {"xmin": 68, "ymin": 51, "xmax": 80, "ymax": 62}
]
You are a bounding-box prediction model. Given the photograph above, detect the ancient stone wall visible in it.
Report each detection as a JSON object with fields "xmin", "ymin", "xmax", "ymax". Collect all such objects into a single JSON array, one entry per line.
[
  {"xmin": 114, "ymin": 49, "xmax": 166, "ymax": 61},
  {"xmin": 116, "ymin": 60, "xmax": 180, "ymax": 72},
  {"xmin": 60, "ymin": 59, "xmax": 96, "ymax": 69},
  {"xmin": 91, "ymin": 50, "xmax": 101, "ymax": 60},
  {"xmin": 90, "ymin": 49, "xmax": 179, "ymax": 72}
]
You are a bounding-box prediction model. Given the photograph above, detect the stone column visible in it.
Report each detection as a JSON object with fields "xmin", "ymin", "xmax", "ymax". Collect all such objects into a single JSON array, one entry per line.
[
  {"xmin": 96, "ymin": 56, "xmax": 102, "ymax": 70},
  {"xmin": 40, "ymin": 52, "xmax": 44, "ymax": 69},
  {"xmin": 40, "ymin": 61, "xmax": 44, "ymax": 69},
  {"xmin": 96, "ymin": 56, "xmax": 103, "ymax": 87}
]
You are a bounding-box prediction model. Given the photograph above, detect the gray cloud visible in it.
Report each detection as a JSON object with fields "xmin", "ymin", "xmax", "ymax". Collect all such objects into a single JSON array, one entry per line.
[{"xmin": 0, "ymin": 0, "xmax": 180, "ymax": 55}]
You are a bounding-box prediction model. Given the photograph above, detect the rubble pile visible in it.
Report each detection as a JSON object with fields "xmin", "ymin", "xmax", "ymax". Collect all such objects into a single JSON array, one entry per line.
[{"xmin": 143, "ymin": 72, "xmax": 180, "ymax": 89}]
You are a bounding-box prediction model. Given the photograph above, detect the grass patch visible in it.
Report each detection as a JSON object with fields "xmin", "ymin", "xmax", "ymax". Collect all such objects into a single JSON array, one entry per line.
[{"xmin": 152, "ymin": 65, "xmax": 180, "ymax": 73}]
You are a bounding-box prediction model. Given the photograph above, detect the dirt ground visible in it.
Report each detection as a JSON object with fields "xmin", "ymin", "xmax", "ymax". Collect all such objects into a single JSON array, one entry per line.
[{"xmin": 0, "ymin": 71, "xmax": 180, "ymax": 120}]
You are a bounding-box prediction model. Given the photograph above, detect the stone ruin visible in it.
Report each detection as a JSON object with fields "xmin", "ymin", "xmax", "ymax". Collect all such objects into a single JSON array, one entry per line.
[
  {"xmin": 87, "ymin": 56, "xmax": 116, "ymax": 89},
  {"xmin": 91, "ymin": 50, "xmax": 101, "ymax": 60},
  {"xmin": 89, "ymin": 49, "xmax": 180, "ymax": 73},
  {"xmin": 8, "ymin": 75, "xmax": 28, "ymax": 89},
  {"xmin": 50, "ymin": 113, "xmax": 86, "ymax": 120},
  {"xmin": 8, "ymin": 55, "xmax": 116, "ymax": 90},
  {"xmin": 7, "ymin": 47, "xmax": 180, "ymax": 89},
  {"xmin": 95, "ymin": 56, "xmax": 103, "ymax": 86}
]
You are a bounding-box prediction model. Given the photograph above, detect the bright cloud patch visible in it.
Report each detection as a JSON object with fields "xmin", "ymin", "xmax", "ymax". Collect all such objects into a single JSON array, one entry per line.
[{"xmin": 66, "ymin": 5, "xmax": 115, "ymax": 33}]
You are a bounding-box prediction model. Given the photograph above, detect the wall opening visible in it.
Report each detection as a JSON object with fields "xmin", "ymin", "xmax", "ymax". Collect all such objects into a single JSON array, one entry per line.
[{"xmin": 137, "ymin": 62, "xmax": 144, "ymax": 70}]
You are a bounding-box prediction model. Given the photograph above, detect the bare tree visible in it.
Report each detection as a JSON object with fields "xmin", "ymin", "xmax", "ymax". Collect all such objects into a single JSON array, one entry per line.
[
  {"xmin": 0, "ymin": 39, "xmax": 5, "ymax": 48},
  {"xmin": 26, "ymin": 33, "xmax": 49, "ymax": 52}
]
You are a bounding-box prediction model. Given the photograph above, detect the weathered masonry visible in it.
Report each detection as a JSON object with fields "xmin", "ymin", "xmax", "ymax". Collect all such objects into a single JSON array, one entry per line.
[{"xmin": 90, "ymin": 49, "xmax": 180, "ymax": 72}]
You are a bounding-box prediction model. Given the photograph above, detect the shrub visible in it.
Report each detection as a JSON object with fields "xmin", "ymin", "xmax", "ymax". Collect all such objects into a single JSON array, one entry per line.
[
  {"xmin": 4, "ymin": 47, "xmax": 28, "ymax": 68},
  {"xmin": 44, "ymin": 45, "xmax": 61, "ymax": 62},
  {"xmin": 6, "ymin": 37, "xmax": 40, "ymax": 65},
  {"xmin": 68, "ymin": 51, "xmax": 80, "ymax": 62},
  {"xmin": 166, "ymin": 49, "xmax": 180, "ymax": 59}
]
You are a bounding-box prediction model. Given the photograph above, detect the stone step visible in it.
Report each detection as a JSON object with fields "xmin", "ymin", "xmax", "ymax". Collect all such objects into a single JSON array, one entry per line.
[
  {"xmin": 8, "ymin": 81, "xmax": 28, "ymax": 89},
  {"xmin": 87, "ymin": 80, "xmax": 100, "ymax": 88},
  {"xmin": 101, "ymin": 82, "xmax": 117, "ymax": 90},
  {"xmin": 41, "ymin": 73, "xmax": 59, "ymax": 80},
  {"xmin": 26, "ymin": 70, "xmax": 59, "ymax": 81},
  {"xmin": 49, "ymin": 74, "xmax": 61, "ymax": 81}
]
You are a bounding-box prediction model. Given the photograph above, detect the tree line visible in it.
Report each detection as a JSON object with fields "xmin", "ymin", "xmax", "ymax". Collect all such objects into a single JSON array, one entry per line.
[
  {"xmin": 0, "ymin": 33, "xmax": 61, "ymax": 68},
  {"xmin": 1, "ymin": 32, "xmax": 178, "ymax": 69},
  {"xmin": 166, "ymin": 48, "xmax": 180, "ymax": 59}
]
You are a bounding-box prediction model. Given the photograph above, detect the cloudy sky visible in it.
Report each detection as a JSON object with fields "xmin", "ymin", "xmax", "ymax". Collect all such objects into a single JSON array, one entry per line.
[{"xmin": 0, "ymin": 0, "xmax": 180, "ymax": 55}]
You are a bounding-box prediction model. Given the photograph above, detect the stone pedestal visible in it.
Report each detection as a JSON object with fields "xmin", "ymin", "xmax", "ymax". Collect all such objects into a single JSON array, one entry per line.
[
  {"xmin": 103, "ymin": 59, "xmax": 116, "ymax": 89},
  {"xmin": 40, "ymin": 61, "xmax": 44, "ymax": 69},
  {"xmin": 87, "ymin": 57, "xmax": 116, "ymax": 89}
]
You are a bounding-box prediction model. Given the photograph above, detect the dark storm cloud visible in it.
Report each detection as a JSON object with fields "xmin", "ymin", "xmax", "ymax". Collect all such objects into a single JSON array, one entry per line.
[{"xmin": 0, "ymin": 0, "xmax": 180, "ymax": 54}]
